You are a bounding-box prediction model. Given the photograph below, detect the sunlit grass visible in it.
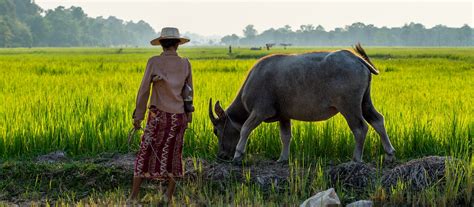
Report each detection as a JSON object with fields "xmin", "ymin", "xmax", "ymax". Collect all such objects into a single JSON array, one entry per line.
[
  {"xmin": 0, "ymin": 47, "xmax": 472, "ymax": 161},
  {"xmin": 0, "ymin": 47, "xmax": 472, "ymax": 205}
]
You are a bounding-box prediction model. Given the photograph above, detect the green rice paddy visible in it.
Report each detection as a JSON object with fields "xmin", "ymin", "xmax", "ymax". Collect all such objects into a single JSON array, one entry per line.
[{"xmin": 0, "ymin": 47, "xmax": 472, "ymax": 205}]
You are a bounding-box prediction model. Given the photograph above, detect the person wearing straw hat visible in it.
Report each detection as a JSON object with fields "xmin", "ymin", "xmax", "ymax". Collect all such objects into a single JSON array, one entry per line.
[{"xmin": 130, "ymin": 27, "xmax": 193, "ymax": 203}]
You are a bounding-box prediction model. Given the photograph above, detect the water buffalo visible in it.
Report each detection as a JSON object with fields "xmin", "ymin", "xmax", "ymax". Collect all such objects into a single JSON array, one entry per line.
[{"xmin": 209, "ymin": 44, "xmax": 395, "ymax": 163}]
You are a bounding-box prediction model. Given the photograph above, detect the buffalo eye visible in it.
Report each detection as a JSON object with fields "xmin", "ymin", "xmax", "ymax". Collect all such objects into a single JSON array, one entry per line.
[{"xmin": 213, "ymin": 128, "xmax": 218, "ymax": 135}]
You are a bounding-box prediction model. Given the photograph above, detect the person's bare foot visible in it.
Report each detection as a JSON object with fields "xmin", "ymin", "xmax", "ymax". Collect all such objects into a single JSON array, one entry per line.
[
  {"xmin": 126, "ymin": 197, "xmax": 140, "ymax": 205},
  {"xmin": 156, "ymin": 196, "xmax": 169, "ymax": 207}
]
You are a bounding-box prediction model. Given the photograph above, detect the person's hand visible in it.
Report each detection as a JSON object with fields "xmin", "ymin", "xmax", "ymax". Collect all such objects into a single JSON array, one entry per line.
[
  {"xmin": 186, "ymin": 113, "xmax": 192, "ymax": 123},
  {"xmin": 133, "ymin": 119, "xmax": 142, "ymax": 130}
]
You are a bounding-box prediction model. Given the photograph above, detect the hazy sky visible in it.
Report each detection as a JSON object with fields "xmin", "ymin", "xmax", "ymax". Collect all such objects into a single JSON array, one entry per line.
[{"xmin": 35, "ymin": 0, "xmax": 473, "ymax": 36}]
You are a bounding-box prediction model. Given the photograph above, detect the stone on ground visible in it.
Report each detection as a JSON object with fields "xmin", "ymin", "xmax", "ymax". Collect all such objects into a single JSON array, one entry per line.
[
  {"xmin": 346, "ymin": 200, "xmax": 373, "ymax": 207},
  {"xmin": 300, "ymin": 188, "xmax": 341, "ymax": 207}
]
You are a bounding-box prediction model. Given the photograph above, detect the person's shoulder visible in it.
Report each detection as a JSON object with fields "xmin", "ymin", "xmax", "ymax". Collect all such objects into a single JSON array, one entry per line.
[
  {"xmin": 180, "ymin": 56, "xmax": 190, "ymax": 63},
  {"xmin": 146, "ymin": 56, "xmax": 163, "ymax": 66},
  {"xmin": 148, "ymin": 55, "xmax": 161, "ymax": 62}
]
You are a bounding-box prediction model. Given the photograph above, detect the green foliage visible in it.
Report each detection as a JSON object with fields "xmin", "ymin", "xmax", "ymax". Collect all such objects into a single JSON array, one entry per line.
[
  {"xmin": 224, "ymin": 22, "xmax": 473, "ymax": 46},
  {"xmin": 243, "ymin": 24, "xmax": 258, "ymax": 38},
  {"xmin": 9, "ymin": 19, "xmax": 32, "ymax": 47},
  {"xmin": 0, "ymin": 16, "xmax": 13, "ymax": 47},
  {"xmin": 0, "ymin": 0, "xmax": 15, "ymax": 17},
  {"xmin": 0, "ymin": 0, "xmax": 157, "ymax": 47}
]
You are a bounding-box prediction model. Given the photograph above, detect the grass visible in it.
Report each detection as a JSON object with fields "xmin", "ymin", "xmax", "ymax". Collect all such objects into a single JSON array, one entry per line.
[
  {"xmin": 0, "ymin": 156, "xmax": 471, "ymax": 206},
  {"xmin": 0, "ymin": 46, "xmax": 472, "ymax": 205}
]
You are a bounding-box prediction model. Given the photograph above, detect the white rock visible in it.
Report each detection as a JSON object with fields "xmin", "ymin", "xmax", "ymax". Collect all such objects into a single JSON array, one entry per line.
[
  {"xmin": 300, "ymin": 188, "xmax": 341, "ymax": 207},
  {"xmin": 346, "ymin": 200, "xmax": 373, "ymax": 207}
]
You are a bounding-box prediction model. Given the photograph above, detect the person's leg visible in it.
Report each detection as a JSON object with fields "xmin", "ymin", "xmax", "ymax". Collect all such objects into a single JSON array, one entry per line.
[
  {"xmin": 157, "ymin": 179, "xmax": 165, "ymax": 194},
  {"xmin": 130, "ymin": 176, "xmax": 143, "ymax": 200},
  {"xmin": 166, "ymin": 177, "xmax": 176, "ymax": 202}
]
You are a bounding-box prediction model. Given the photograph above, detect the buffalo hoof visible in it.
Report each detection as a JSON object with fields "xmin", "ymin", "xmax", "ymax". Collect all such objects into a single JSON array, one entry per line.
[
  {"xmin": 351, "ymin": 157, "xmax": 363, "ymax": 163},
  {"xmin": 276, "ymin": 158, "xmax": 289, "ymax": 164},
  {"xmin": 232, "ymin": 156, "xmax": 243, "ymax": 165},
  {"xmin": 384, "ymin": 153, "xmax": 396, "ymax": 163},
  {"xmin": 216, "ymin": 156, "xmax": 232, "ymax": 163}
]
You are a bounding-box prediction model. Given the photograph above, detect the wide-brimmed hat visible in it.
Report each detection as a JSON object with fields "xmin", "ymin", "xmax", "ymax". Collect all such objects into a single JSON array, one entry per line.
[{"xmin": 150, "ymin": 27, "xmax": 190, "ymax": 46}]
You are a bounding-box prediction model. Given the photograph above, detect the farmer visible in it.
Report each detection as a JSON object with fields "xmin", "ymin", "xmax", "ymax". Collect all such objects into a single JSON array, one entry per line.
[{"xmin": 130, "ymin": 27, "xmax": 193, "ymax": 202}]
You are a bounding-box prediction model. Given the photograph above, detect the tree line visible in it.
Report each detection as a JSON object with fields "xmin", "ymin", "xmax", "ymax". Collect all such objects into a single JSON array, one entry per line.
[
  {"xmin": 0, "ymin": 0, "xmax": 157, "ymax": 47},
  {"xmin": 1, "ymin": 0, "xmax": 472, "ymax": 47},
  {"xmin": 222, "ymin": 23, "xmax": 473, "ymax": 47}
]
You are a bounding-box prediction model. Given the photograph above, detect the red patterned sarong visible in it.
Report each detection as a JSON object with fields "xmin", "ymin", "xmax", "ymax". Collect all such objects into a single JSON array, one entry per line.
[{"xmin": 134, "ymin": 106, "xmax": 187, "ymax": 180}]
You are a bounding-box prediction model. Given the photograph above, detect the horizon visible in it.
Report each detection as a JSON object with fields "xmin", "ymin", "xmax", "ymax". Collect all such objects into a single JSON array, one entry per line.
[{"xmin": 35, "ymin": 0, "xmax": 473, "ymax": 37}]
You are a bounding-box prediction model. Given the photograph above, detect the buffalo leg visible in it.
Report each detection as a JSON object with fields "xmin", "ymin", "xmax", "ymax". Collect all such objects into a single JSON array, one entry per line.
[
  {"xmin": 340, "ymin": 108, "xmax": 368, "ymax": 162},
  {"xmin": 362, "ymin": 101, "xmax": 396, "ymax": 161},
  {"xmin": 277, "ymin": 119, "xmax": 291, "ymax": 163},
  {"xmin": 233, "ymin": 111, "xmax": 263, "ymax": 163}
]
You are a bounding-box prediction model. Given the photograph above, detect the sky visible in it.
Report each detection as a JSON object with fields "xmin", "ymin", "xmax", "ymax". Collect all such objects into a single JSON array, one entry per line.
[{"xmin": 35, "ymin": 0, "xmax": 473, "ymax": 37}]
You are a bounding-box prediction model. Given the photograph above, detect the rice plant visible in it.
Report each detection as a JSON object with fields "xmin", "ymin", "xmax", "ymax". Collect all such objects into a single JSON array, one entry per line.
[{"xmin": 0, "ymin": 47, "xmax": 472, "ymax": 205}]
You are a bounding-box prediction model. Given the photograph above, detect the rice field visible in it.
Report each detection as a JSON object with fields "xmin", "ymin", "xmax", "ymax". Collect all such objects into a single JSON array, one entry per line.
[{"xmin": 0, "ymin": 47, "xmax": 472, "ymax": 205}]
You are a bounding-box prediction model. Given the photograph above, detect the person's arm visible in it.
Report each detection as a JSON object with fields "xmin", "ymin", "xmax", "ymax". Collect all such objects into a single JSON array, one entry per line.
[
  {"xmin": 184, "ymin": 59, "xmax": 194, "ymax": 123},
  {"xmin": 185, "ymin": 59, "xmax": 193, "ymax": 101},
  {"xmin": 133, "ymin": 58, "xmax": 154, "ymax": 123}
]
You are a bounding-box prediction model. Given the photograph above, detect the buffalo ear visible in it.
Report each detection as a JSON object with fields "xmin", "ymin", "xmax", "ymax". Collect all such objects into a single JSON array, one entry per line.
[{"xmin": 215, "ymin": 101, "xmax": 226, "ymax": 119}]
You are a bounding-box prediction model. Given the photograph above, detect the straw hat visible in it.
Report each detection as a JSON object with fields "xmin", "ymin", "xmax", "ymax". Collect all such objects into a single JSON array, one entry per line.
[{"xmin": 150, "ymin": 27, "xmax": 190, "ymax": 46}]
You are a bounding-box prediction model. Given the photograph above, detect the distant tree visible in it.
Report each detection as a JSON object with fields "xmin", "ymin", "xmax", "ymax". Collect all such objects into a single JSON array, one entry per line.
[
  {"xmin": 345, "ymin": 22, "xmax": 367, "ymax": 43},
  {"xmin": 0, "ymin": 0, "xmax": 16, "ymax": 18},
  {"xmin": 315, "ymin": 25, "xmax": 325, "ymax": 32},
  {"xmin": 280, "ymin": 25, "xmax": 292, "ymax": 32},
  {"xmin": 0, "ymin": 16, "xmax": 13, "ymax": 47},
  {"xmin": 312, "ymin": 25, "xmax": 326, "ymax": 45},
  {"xmin": 0, "ymin": 0, "xmax": 17, "ymax": 47},
  {"xmin": 274, "ymin": 25, "xmax": 293, "ymax": 44},
  {"xmin": 232, "ymin": 23, "xmax": 472, "ymax": 46},
  {"xmin": 459, "ymin": 24, "xmax": 472, "ymax": 46},
  {"xmin": 221, "ymin": 34, "xmax": 240, "ymax": 45},
  {"xmin": 44, "ymin": 6, "xmax": 82, "ymax": 46},
  {"xmin": 10, "ymin": 20, "xmax": 32, "ymax": 47},
  {"xmin": 0, "ymin": 0, "xmax": 158, "ymax": 47},
  {"xmin": 0, "ymin": 0, "xmax": 33, "ymax": 47},
  {"xmin": 13, "ymin": 0, "xmax": 42, "ymax": 22},
  {"xmin": 71, "ymin": 6, "xmax": 86, "ymax": 20},
  {"xmin": 298, "ymin": 24, "xmax": 315, "ymax": 32},
  {"xmin": 1, "ymin": 0, "xmax": 472, "ymax": 47},
  {"xmin": 125, "ymin": 20, "xmax": 156, "ymax": 45},
  {"xmin": 401, "ymin": 22, "xmax": 427, "ymax": 46},
  {"xmin": 257, "ymin": 28, "xmax": 276, "ymax": 44},
  {"xmin": 27, "ymin": 15, "xmax": 48, "ymax": 46},
  {"xmin": 12, "ymin": 0, "xmax": 45, "ymax": 46},
  {"xmin": 327, "ymin": 31, "xmax": 335, "ymax": 46},
  {"xmin": 431, "ymin": 25, "xmax": 446, "ymax": 46},
  {"xmin": 243, "ymin": 24, "xmax": 257, "ymax": 38},
  {"xmin": 374, "ymin": 26, "xmax": 393, "ymax": 46}
]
